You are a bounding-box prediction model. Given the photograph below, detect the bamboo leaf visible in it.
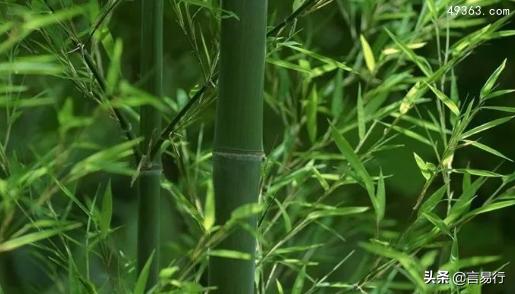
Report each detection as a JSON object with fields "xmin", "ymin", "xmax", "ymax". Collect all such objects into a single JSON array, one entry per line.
[
  {"xmin": 229, "ymin": 203, "xmax": 263, "ymax": 222},
  {"xmin": 311, "ymin": 167, "xmax": 329, "ymax": 191},
  {"xmin": 462, "ymin": 140, "xmax": 512, "ymax": 162},
  {"xmin": 376, "ymin": 170, "xmax": 386, "ymax": 223},
  {"xmin": 307, "ymin": 86, "xmax": 318, "ymax": 143},
  {"xmin": 419, "ymin": 185, "xmax": 447, "ymax": 216},
  {"xmin": 267, "ymin": 58, "xmax": 311, "ymax": 74},
  {"xmin": 426, "ymin": 83, "xmax": 460, "ymax": 116},
  {"xmin": 382, "ymin": 42, "xmax": 426, "ymax": 55},
  {"xmin": 422, "ymin": 212, "xmax": 451, "ymax": 237},
  {"xmin": 441, "ymin": 256, "xmax": 500, "ymax": 273},
  {"xmin": 447, "ymin": 178, "xmax": 487, "ymax": 224},
  {"xmin": 360, "ymin": 35, "xmax": 376, "ymax": 72},
  {"xmin": 465, "ymin": 200, "xmax": 515, "ymax": 217},
  {"xmin": 385, "ymin": 123, "xmax": 432, "ymax": 146},
  {"xmin": 453, "ymin": 169, "xmax": 503, "ymax": 178},
  {"xmin": 134, "ymin": 252, "xmax": 155, "ymax": 294},
  {"xmin": 357, "ymin": 85, "xmax": 365, "ymax": 141},
  {"xmin": 284, "ymin": 43, "xmax": 352, "ymax": 72},
  {"xmin": 385, "ymin": 29, "xmax": 432, "ymax": 76},
  {"xmin": 462, "ymin": 116, "xmax": 514, "ymax": 139},
  {"xmin": 360, "ymin": 242, "xmax": 426, "ymax": 291},
  {"xmin": 106, "ymin": 39, "xmax": 123, "ymax": 95},
  {"xmin": 276, "ymin": 280, "xmax": 285, "ymax": 294},
  {"xmin": 0, "ymin": 223, "xmax": 81, "ymax": 253},
  {"xmin": 100, "ymin": 180, "xmax": 113, "ymax": 237},
  {"xmin": 331, "ymin": 69, "xmax": 344, "ymax": 117},
  {"xmin": 330, "ymin": 126, "xmax": 376, "ymax": 207},
  {"xmin": 292, "ymin": 265, "xmax": 307, "ymax": 294},
  {"xmin": 483, "ymin": 105, "xmax": 515, "ymax": 113},
  {"xmin": 203, "ymin": 180, "xmax": 215, "ymax": 231},
  {"xmin": 209, "ymin": 250, "xmax": 252, "ymax": 260},
  {"xmin": 23, "ymin": 6, "xmax": 85, "ymax": 31},
  {"xmin": 0, "ymin": 56, "xmax": 63, "ymax": 76},
  {"xmin": 480, "ymin": 59, "xmax": 506, "ymax": 99},
  {"xmin": 482, "ymin": 89, "xmax": 515, "ymax": 100},
  {"xmin": 307, "ymin": 206, "xmax": 369, "ymax": 220}
]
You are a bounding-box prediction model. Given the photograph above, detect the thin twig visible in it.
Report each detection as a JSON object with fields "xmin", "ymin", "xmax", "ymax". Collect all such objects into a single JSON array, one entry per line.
[
  {"xmin": 82, "ymin": 51, "xmax": 142, "ymax": 162},
  {"xmin": 85, "ymin": 0, "xmax": 122, "ymax": 46},
  {"xmin": 42, "ymin": 0, "xmax": 141, "ymax": 163},
  {"xmin": 267, "ymin": 0, "xmax": 318, "ymax": 36}
]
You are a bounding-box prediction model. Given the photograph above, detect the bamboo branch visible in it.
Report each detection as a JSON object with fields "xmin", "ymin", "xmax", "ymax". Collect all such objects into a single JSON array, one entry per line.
[{"xmin": 42, "ymin": 0, "xmax": 141, "ymax": 163}]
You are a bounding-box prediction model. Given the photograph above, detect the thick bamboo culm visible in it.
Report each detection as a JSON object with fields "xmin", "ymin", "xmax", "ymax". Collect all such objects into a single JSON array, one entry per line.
[
  {"xmin": 137, "ymin": 0, "xmax": 163, "ymax": 287},
  {"xmin": 208, "ymin": 1, "xmax": 267, "ymax": 293}
]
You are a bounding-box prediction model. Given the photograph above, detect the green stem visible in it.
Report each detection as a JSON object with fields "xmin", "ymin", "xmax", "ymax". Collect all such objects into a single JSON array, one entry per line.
[
  {"xmin": 138, "ymin": 0, "xmax": 163, "ymax": 287},
  {"xmin": 208, "ymin": 1, "xmax": 267, "ymax": 293}
]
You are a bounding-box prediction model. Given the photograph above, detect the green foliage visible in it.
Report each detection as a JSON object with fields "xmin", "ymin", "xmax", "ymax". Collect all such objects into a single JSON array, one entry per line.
[{"xmin": 1, "ymin": 0, "xmax": 515, "ymax": 293}]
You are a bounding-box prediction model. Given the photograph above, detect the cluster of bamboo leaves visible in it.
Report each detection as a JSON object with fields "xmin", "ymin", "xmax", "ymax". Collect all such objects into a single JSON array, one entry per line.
[{"xmin": 1, "ymin": 0, "xmax": 515, "ymax": 293}]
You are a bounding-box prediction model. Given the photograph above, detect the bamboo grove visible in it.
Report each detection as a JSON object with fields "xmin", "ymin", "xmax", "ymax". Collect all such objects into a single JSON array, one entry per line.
[{"xmin": 1, "ymin": 0, "xmax": 515, "ymax": 293}]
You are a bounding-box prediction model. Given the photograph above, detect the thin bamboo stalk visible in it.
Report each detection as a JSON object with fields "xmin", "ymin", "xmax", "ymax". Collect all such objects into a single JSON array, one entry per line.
[
  {"xmin": 208, "ymin": 1, "xmax": 267, "ymax": 293},
  {"xmin": 138, "ymin": 0, "xmax": 163, "ymax": 287}
]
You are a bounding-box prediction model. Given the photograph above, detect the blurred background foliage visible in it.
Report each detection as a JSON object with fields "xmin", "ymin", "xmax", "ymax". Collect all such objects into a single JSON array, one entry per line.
[{"xmin": 1, "ymin": 0, "xmax": 515, "ymax": 293}]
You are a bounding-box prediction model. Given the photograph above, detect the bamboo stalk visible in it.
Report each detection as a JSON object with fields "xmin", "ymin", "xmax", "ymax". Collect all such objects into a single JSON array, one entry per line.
[
  {"xmin": 138, "ymin": 0, "xmax": 163, "ymax": 287},
  {"xmin": 208, "ymin": 1, "xmax": 267, "ymax": 293}
]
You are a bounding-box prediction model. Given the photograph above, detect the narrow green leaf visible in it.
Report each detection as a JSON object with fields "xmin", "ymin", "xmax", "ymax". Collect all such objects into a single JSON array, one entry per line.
[
  {"xmin": 134, "ymin": 252, "xmax": 155, "ymax": 294},
  {"xmin": 307, "ymin": 86, "xmax": 318, "ymax": 143},
  {"xmin": 441, "ymin": 256, "xmax": 500, "ymax": 273},
  {"xmin": 422, "ymin": 212, "xmax": 451, "ymax": 237},
  {"xmin": 331, "ymin": 70, "xmax": 344, "ymax": 117},
  {"xmin": 229, "ymin": 203, "xmax": 263, "ymax": 222},
  {"xmin": 465, "ymin": 200, "xmax": 515, "ymax": 217},
  {"xmin": 284, "ymin": 44, "xmax": 353, "ymax": 72},
  {"xmin": 276, "ymin": 280, "xmax": 285, "ymax": 294},
  {"xmin": 311, "ymin": 167, "xmax": 329, "ymax": 191},
  {"xmin": 483, "ymin": 89, "xmax": 515, "ymax": 100},
  {"xmin": 483, "ymin": 105, "xmax": 515, "ymax": 113},
  {"xmin": 385, "ymin": 29, "xmax": 432, "ymax": 76},
  {"xmin": 292, "ymin": 265, "xmax": 307, "ymax": 294},
  {"xmin": 330, "ymin": 126, "xmax": 375, "ymax": 206},
  {"xmin": 453, "ymin": 169, "xmax": 503, "ymax": 178},
  {"xmin": 480, "ymin": 59, "xmax": 506, "ymax": 99},
  {"xmin": 376, "ymin": 170, "xmax": 386, "ymax": 223},
  {"xmin": 209, "ymin": 250, "xmax": 251, "ymax": 260},
  {"xmin": 426, "ymin": 83, "xmax": 460, "ymax": 116},
  {"xmin": 382, "ymin": 42, "xmax": 426, "ymax": 55},
  {"xmin": 462, "ymin": 116, "xmax": 514, "ymax": 139},
  {"xmin": 360, "ymin": 242, "xmax": 426, "ymax": 291},
  {"xmin": 419, "ymin": 185, "xmax": 447, "ymax": 216},
  {"xmin": 386, "ymin": 123, "xmax": 432, "ymax": 146},
  {"xmin": 100, "ymin": 180, "xmax": 113, "ymax": 237},
  {"xmin": 0, "ymin": 223, "xmax": 81, "ymax": 253},
  {"xmin": 357, "ymin": 85, "xmax": 365, "ymax": 141},
  {"xmin": 463, "ymin": 140, "xmax": 512, "ymax": 162},
  {"xmin": 106, "ymin": 39, "xmax": 123, "ymax": 95},
  {"xmin": 203, "ymin": 180, "xmax": 215, "ymax": 231},
  {"xmin": 0, "ymin": 56, "xmax": 63, "ymax": 76},
  {"xmin": 447, "ymin": 178, "xmax": 487, "ymax": 224},
  {"xmin": 267, "ymin": 58, "xmax": 311, "ymax": 74},
  {"xmin": 23, "ymin": 6, "xmax": 85, "ymax": 31},
  {"xmin": 307, "ymin": 206, "xmax": 369, "ymax": 220},
  {"xmin": 360, "ymin": 34, "xmax": 376, "ymax": 72}
]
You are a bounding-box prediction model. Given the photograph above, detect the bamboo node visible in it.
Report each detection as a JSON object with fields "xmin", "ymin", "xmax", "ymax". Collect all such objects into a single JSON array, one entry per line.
[{"xmin": 213, "ymin": 150, "xmax": 265, "ymax": 162}]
